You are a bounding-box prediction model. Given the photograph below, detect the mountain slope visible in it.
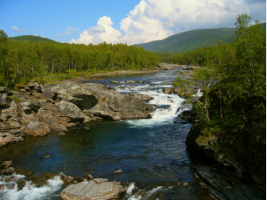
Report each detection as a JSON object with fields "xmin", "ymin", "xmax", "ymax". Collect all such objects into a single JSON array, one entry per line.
[
  {"xmin": 8, "ymin": 35, "xmax": 56, "ymax": 42},
  {"xmin": 134, "ymin": 27, "xmax": 237, "ymax": 53}
]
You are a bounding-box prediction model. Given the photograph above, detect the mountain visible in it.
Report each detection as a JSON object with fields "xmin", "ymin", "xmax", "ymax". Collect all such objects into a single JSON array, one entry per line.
[
  {"xmin": 8, "ymin": 35, "xmax": 56, "ymax": 42},
  {"xmin": 134, "ymin": 27, "xmax": 237, "ymax": 53}
]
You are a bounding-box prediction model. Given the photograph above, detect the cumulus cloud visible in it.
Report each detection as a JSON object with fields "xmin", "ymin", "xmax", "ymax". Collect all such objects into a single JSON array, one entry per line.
[
  {"xmin": 12, "ymin": 26, "xmax": 26, "ymax": 32},
  {"xmin": 70, "ymin": 16, "xmax": 122, "ymax": 45},
  {"xmin": 57, "ymin": 33, "xmax": 63, "ymax": 36},
  {"xmin": 70, "ymin": 0, "xmax": 266, "ymax": 45}
]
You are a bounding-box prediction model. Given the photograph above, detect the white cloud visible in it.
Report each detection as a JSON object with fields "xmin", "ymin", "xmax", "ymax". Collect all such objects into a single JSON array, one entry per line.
[
  {"xmin": 65, "ymin": 31, "xmax": 71, "ymax": 36},
  {"xmin": 67, "ymin": 27, "xmax": 79, "ymax": 31},
  {"xmin": 70, "ymin": 16, "xmax": 122, "ymax": 45},
  {"xmin": 12, "ymin": 26, "xmax": 26, "ymax": 32},
  {"xmin": 57, "ymin": 33, "xmax": 63, "ymax": 36},
  {"xmin": 70, "ymin": 0, "xmax": 266, "ymax": 45}
]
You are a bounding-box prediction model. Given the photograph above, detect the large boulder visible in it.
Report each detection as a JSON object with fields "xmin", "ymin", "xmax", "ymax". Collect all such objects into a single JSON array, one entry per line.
[
  {"xmin": 48, "ymin": 82, "xmax": 98, "ymax": 110},
  {"xmin": 45, "ymin": 82, "xmax": 153, "ymax": 120},
  {"xmin": 0, "ymin": 133, "xmax": 23, "ymax": 147},
  {"xmin": 59, "ymin": 101, "xmax": 85, "ymax": 122},
  {"xmin": 24, "ymin": 122, "xmax": 51, "ymax": 136},
  {"xmin": 21, "ymin": 100, "xmax": 41, "ymax": 114},
  {"xmin": 136, "ymin": 94, "xmax": 154, "ymax": 102},
  {"xmin": 60, "ymin": 179, "xmax": 126, "ymax": 200},
  {"xmin": 83, "ymin": 83, "xmax": 152, "ymax": 119}
]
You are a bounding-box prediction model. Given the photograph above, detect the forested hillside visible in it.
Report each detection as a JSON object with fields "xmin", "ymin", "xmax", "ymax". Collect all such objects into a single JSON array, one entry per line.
[
  {"xmin": 8, "ymin": 35, "xmax": 56, "ymax": 42},
  {"xmin": 174, "ymin": 14, "xmax": 266, "ymax": 180},
  {"xmin": 0, "ymin": 32, "xmax": 160, "ymax": 87},
  {"xmin": 134, "ymin": 27, "xmax": 237, "ymax": 53}
]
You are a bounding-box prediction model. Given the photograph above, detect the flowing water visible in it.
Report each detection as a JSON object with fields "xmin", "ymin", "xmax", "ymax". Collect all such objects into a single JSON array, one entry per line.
[{"xmin": 0, "ymin": 68, "xmax": 211, "ymax": 200}]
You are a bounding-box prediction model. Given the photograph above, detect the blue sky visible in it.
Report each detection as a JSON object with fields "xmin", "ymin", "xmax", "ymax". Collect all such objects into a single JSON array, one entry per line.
[{"xmin": 1, "ymin": 0, "xmax": 266, "ymax": 45}]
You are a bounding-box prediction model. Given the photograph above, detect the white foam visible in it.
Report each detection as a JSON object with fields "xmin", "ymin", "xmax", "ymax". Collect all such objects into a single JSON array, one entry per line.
[
  {"xmin": 143, "ymin": 186, "xmax": 163, "ymax": 199},
  {"xmin": 193, "ymin": 89, "xmax": 203, "ymax": 97},
  {"xmin": 126, "ymin": 182, "xmax": 136, "ymax": 196},
  {"xmin": 126, "ymin": 89, "xmax": 185, "ymax": 127},
  {"xmin": 0, "ymin": 174, "xmax": 63, "ymax": 200}
]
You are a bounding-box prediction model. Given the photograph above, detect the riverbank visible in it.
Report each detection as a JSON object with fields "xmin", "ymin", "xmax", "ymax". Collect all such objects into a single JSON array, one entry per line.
[{"xmin": 42, "ymin": 64, "xmax": 181, "ymax": 84}]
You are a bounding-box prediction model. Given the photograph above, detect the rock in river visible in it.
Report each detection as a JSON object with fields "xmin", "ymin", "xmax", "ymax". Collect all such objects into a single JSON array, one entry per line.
[
  {"xmin": 59, "ymin": 101, "xmax": 85, "ymax": 122},
  {"xmin": 136, "ymin": 94, "xmax": 154, "ymax": 102},
  {"xmin": 24, "ymin": 122, "xmax": 51, "ymax": 136},
  {"xmin": 60, "ymin": 179, "xmax": 126, "ymax": 200}
]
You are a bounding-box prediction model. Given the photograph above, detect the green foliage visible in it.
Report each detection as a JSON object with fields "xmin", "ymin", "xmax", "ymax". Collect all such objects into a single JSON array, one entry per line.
[
  {"xmin": 0, "ymin": 33, "xmax": 160, "ymax": 87},
  {"xmin": 175, "ymin": 14, "xmax": 266, "ymax": 170}
]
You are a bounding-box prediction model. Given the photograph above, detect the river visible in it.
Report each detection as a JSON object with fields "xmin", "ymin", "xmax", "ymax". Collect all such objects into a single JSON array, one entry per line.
[{"xmin": 0, "ymin": 68, "xmax": 211, "ymax": 200}]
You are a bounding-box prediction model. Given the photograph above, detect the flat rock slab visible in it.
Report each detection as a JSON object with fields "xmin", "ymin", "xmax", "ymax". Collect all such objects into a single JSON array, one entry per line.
[{"xmin": 60, "ymin": 180, "xmax": 125, "ymax": 200}]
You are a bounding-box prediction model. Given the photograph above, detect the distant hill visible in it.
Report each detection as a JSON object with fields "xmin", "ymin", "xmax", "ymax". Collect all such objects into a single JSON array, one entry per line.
[
  {"xmin": 8, "ymin": 35, "xmax": 56, "ymax": 42},
  {"xmin": 134, "ymin": 27, "xmax": 237, "ymax": 53}
]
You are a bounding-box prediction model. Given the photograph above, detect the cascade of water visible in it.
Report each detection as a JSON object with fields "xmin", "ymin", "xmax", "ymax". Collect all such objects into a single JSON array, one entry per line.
[
  {"xmin": 117, "ymin": 84, "xmax": 185, "ymax": 127},
  {"xmin": 0, "ymin": 174, "xmax": 63, "ymax": 200}
]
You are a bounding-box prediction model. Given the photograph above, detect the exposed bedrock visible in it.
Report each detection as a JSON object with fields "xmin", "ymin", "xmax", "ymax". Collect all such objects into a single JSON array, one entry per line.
[
  {"xmin": 46, "ymin": 82, "xmax": 154, "ymax": 121},
  {"xmin": 0, "ymin": 80, "xmax": 154, "ymax": 148},
  {"xmin": 60, "ymin": 178, "xmax": 126, "ymax": 200}
]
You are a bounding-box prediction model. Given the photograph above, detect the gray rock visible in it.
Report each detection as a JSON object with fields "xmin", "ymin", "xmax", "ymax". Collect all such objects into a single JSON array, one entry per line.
[
  {"xmin": 161, "ymin": 66, "xmax": 175, "ymax": 70},
  {"xmin": 93, "ymin": 178, "xmax": 109, "ymax": 184},
  {"xmin": 21, "ymin": 100, "xmax": 41, "ymax": 114},
  {"xmin": 1, "ymin": 161, "xmax": 13, "ymax": 168},
  {"xmin": 111, "ymin": 81, "xmax": 120, "ymax": 84},
  {"xmin": 59, "ymin": 101, "xmax": 85, "ymax": 122},
  {"xmin": 113, "ymin": 169, "xmax": 122, "ymax": 174},
  {"xmin": 1, "ymin": 167, "xmax": 15, "ymax": 175},
  {"xmin": 0, "ymin": 93, "xmax": 12, "ymax": 109},
  {"xmin": 85, "ymin": 173, "xmax": 94, "ymax": 179},
  {"xmin": 57, "ymin": 132, "xmax": 66, "ymax": 136},
  {"xmin": 84, "ymin": 83, "xmax": 152, "ymax": 120},
  {"xmin": 0, "ymin": 86, "xmax": 11, "ymax": 94},
  {"xmin": 13, "ymin": 137, "xmax": 23, "ymax": 143},
  {"xmin": 125, "ymin": 80, "xmax": 136, "ymax": 84},
  {"xmin": 24, "ymin": 122, "xmax": 51, "ymax": 136},
  {"xmin": 195, "ymin": 166, "xmax": 265, "ymax": 200},
  {"xmin": 176, "ymin": 103, "xmax": 193, "ymax": 114},
  {"xmin": 50, "ymin": 124, "xmax": 68, "ymax": 132},
  {"xmin": 136, "ymin": 94, "xmax": 154, "ymax": 102},
  {"xmin": 183, "ymin": 182, "xmax": 189, "ymax": 187},
  {"xmin": 60, "ymin": 180, "xmax": 126, "ymax": 200},
  {"xmin": 163, "ymin": 88, "xmax": 173, "ymax": 94},
  {"xmin": 27, "ymin": 81, "xmax": 42, "ymax": 92},
  {"xmin": 61, "ymin": 173, "xmax": 75, "ymax": 183},
  {"xmin": 40, "ymin": 84, "xmax": 45, "ymax": 93},
  {"xmin": 50, "ymin": 82, "xmax": 98, "ymax": 110}
]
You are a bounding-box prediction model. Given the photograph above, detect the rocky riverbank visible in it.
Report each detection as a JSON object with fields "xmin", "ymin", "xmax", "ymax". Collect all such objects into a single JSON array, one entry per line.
[
  {"xmin": 0, "ymin": 80, "xmax": 159, "ymax": 148},
  {"xmin": 178, "ymin": 101, "xmax": 266, "ymax": 199}
]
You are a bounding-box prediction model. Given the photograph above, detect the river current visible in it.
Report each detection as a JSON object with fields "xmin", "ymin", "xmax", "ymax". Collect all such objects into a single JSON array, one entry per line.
[{"xmin": 0, "ymin": 68, "xmax": 210, "ymax": 200}]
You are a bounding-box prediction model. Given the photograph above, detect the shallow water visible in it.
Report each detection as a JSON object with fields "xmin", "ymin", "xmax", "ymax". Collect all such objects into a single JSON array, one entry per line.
[{"xmin": 0, "ymin": 68, "xmax": 211, "ymax": 200}]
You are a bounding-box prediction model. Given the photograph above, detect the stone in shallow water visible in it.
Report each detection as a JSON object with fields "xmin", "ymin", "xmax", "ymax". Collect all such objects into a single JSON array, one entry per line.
[{"xmin": 60, "ymin": 179, "xmax": 126, "ymax": 200}]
